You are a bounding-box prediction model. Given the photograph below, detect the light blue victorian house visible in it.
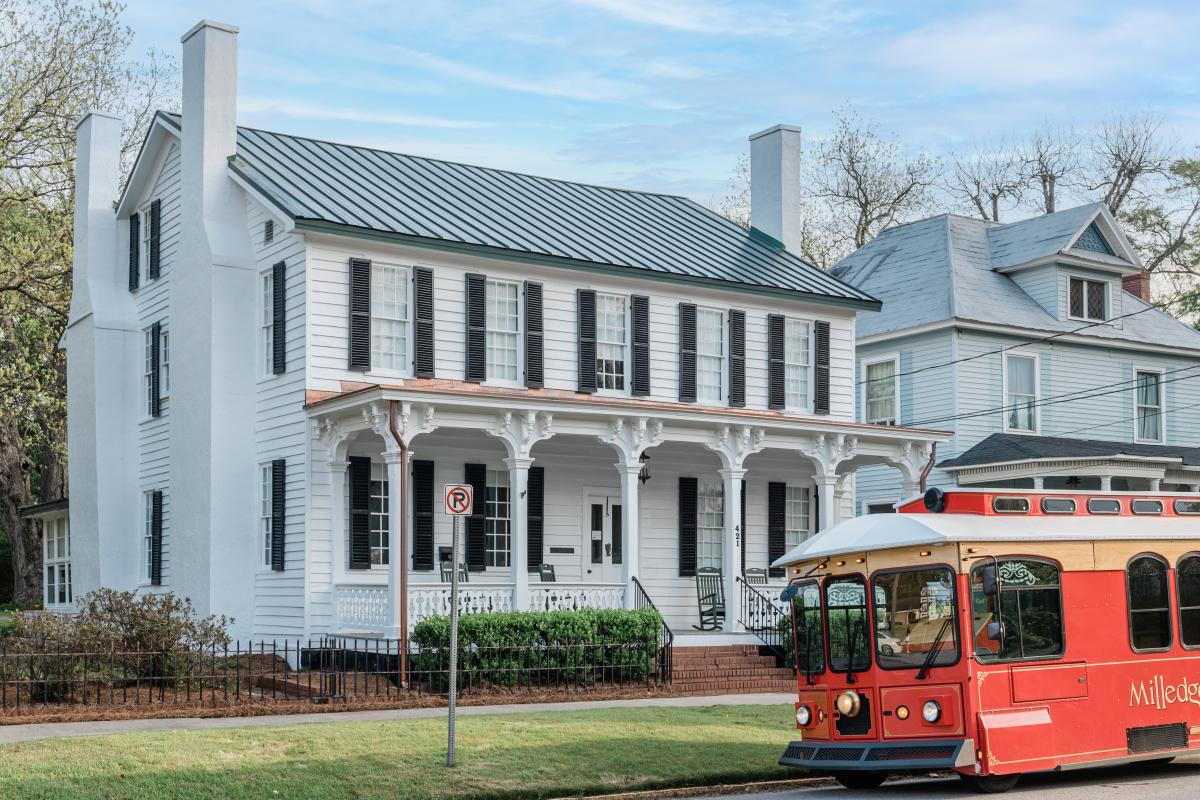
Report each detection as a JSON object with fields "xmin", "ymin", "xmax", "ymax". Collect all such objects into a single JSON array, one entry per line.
[{"xmin": 834, "ymin": 203, "xmax": 1200, "ymax": 511}]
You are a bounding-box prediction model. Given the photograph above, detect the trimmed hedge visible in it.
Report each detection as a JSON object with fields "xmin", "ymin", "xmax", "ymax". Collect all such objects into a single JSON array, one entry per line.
[{"xmin": 410, "ymin": 608, "xmax": 664, "ymax": 689}]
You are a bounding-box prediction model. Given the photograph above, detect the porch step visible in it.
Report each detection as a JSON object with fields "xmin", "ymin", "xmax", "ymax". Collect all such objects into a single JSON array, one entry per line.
[
  {"xmin": 672, "ymin": 655, "xmax": 780, "ymax": 669},
  {"xmin": 668, "ymin": 645, "xmax": 795, "ymax": 695}
]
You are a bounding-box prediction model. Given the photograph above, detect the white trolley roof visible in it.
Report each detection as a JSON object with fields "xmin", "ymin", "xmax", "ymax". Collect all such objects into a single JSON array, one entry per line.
[{"xmin": 772, "ymin": 511, "xmax": 1200, "ymax": 568}]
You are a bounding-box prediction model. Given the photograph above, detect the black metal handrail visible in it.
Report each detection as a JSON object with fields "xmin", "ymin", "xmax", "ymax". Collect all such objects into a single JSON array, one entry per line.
[
  {"xmin": 736, "ymin": 575, "xmax": 788, "ymax": 663},
  {"xmin": 631, "ymin": 576, "xmax": 673, "ymax": 684}
]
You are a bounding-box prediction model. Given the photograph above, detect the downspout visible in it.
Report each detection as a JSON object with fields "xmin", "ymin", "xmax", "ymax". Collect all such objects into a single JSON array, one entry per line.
[
  {"xmin": 919, "ymin": 442, "xmax": 937, "ymax": 493},
  {"xmin": 387, "ymin": 400, "xmax": 409, "ymax": 688}
]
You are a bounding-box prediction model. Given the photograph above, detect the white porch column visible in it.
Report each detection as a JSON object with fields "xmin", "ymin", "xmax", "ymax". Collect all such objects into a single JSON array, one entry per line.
[
  {"xmin": 1032, "ymin": 477, "xmax": 1045, "ymax": 490},
  {"xmin": 328, "ymin": 459, "xmax": 350, "ymax": 572},
  {"xmin": 506, "ymin": 456, "xmax": 534, "ymax": 611},
  {"xmin": 383, "ymin": 448, "xmax": 407, "ymax": 639},
  {"xmin": 1100, "ymin": 475, "xmax": 1113, "ymax": 491},
  {"xmin": 816, "ymin": 474, "xmax": 839, "ymax": 532},
  {"xmin": 617, "ymin": 461, "xmax": 642, "ymax": 609},
  {"xmin": 720, "ymin": 467, "xmax": 747, "ymax": 633},
  {"xmin": 1148, "ymin": 477, "xmax": 1162, "ymax": 491}
]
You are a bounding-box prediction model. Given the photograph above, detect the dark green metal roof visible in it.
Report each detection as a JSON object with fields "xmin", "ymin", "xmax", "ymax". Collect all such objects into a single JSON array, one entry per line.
[{"xmin": 164, "ymin": 113, "xmax": 877, "ymax": 308}]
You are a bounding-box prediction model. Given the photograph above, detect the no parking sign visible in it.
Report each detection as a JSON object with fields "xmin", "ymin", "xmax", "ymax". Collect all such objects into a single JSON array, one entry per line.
[{"xmin": 444, "ymin": 484, "xmax": 473, "ymax": 516}]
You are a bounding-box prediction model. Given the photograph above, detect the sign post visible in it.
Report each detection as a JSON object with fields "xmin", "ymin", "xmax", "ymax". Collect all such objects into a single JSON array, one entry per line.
[{"xmin": 443, "ymin": 483, "xmax": 473, "ymax": 768}]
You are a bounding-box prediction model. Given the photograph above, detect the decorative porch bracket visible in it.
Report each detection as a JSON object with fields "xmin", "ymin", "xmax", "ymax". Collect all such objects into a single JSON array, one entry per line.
[
  {"xmin": 487, "ymin": 411, "xmax": 554, "ymax": 612},
  {"xmin": 706, "ymin": 425, "xmax": 766, "ymax": 633},
  {"xmin": 597, "ymin": 417, "xmax": 664, "ymax": 609},
  {"xmin": 885, "ymin": 440, "xmax": 933, "ymax": 501},
  {"xmin": 799, "ymin": 433, "xmax": 858, "ymax": 533}
]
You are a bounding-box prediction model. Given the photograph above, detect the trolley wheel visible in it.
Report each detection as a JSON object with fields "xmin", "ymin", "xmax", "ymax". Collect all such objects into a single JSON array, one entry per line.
[
  {"xmin": 834, "ymin": 772, "xmax": 888, "ymax": 790},
  {"xmin": 960, "ymin": 773, "xmax": 1020, "ymax": 794}
]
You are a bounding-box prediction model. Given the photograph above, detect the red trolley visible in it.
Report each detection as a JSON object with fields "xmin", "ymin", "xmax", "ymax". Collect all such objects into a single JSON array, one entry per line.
[{"xmin": 774, "ymin": 488, "xmax": 1200, "ymax": 792}]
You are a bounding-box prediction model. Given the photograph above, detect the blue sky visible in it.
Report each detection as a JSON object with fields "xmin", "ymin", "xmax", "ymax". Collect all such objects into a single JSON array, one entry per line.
[{"xmin": 123, "ymin": 1, "xmax": 1200, "ymax": 205}]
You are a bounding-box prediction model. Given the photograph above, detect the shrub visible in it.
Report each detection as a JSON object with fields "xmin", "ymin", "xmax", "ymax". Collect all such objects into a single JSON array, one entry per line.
[{"xmin": 410, "ymin": 608, "xmax": 664, "ymax": 690}]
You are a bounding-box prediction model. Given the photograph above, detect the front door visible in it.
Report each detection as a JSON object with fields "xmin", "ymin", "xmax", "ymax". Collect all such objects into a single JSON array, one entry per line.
[{"xmin": 584, "ymin": 494, "xmax": 623, "ymax": 583}]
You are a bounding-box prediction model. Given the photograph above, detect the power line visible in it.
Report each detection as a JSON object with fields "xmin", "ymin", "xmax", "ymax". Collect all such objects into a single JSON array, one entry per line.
[{"xmin": 1053, "ymin": 399, "xmax": 1200, "ymax": 438}]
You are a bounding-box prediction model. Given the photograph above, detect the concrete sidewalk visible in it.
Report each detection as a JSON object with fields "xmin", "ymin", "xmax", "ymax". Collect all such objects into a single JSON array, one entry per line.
[{"xmin": 0, "ymin": 692, "xmax": 793, "ymax": 744}]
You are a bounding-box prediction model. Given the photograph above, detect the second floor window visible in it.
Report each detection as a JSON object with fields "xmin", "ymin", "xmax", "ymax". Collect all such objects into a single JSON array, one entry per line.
[
  {"xmin": 259, "ymin": 464, "xmax": 273, "ymax": 568},
  {"xmin": 1069, "ymin": 277, "xmax": 1107, "ymax": 322},
  {"xmin": 1136, "ymin": 370, "xmax": 1163, "ymax": 442},
  {"xmin": 486, "ymin": 280, "xmax": 519, "ymax": 382},
  {"xmin": 1005, "ymin": 353, "xmax": 1037, "ymax": 432},
  {"xmin": 371, "ymin": 264, "xmax": 409, "ymax": 372},
  {"xmin": 864, "ymin": 358, "xmax": 898, "ymax": 425},
  {"xmin": 260, "ymin": 271, "xmax": 274, "ymax": 376},
  {"xmin": 140, "ymin": 202, "xmax": 153, "ymax": 280},
  {"xmin": 596, "ymin": 294, "xmax": 627, "ymax": 390},
  {"xmin": 696, "ymin": 308, "xmax": 724, "ymax": 403},
  {"xmin": 143, "ymin": 324, "xmax": 168, "ymax": 415},
  {"xmin": 784, "ymin": 319, "xmax": 811, "ymax": 408}
]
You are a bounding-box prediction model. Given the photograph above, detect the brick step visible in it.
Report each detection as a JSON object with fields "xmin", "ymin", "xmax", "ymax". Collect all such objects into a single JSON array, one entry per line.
[
  {"xmin": 672, "ymin": 664, "xmax": 793, "ymax": 676},
  {"xmin": 673, "ymin": 652, "xmax": 779, "ymax": 663},
  {"xmin": 674, "ymin": 646, "xmax": 762, "ymax": 655},
  {"xmin": 673, "ymin": 672, "xmax": 795, "ymax": 684},
  {"xmin": 671, "ymin": 681, "xmax": 797, "ymax": 695}
]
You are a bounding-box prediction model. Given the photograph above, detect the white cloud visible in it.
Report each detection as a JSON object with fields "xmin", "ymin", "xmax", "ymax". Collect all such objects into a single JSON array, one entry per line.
[
  {"xmin": 397, "ymin": 48, "xmax": 632, "ymax": 102},
  {"xmin": 237, "ymin": 98, "xmax": 492, "ymax": 129},
  {"xmin": 568, "ymin": 0, "xmax": 861, "ymax": 37}
]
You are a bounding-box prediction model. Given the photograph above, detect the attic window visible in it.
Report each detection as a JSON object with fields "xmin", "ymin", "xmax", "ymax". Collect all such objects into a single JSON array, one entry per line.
[
  {"xmin": 1074, "ymin": 222, "xmax": 1114, "ymax": 256},
  {"xmin": 264, "ymin": 220, "xmax": 274, "ymax": 245},
  {"xmin": 1069, "ymin": 277, "xmax": 1107, "ymax": 322}
]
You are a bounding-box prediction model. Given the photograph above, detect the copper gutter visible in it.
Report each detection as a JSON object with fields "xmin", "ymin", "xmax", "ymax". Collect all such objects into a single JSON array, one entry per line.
[{"xmin": 387, "ymin": 400, "xmax": 409, "ymax": 688}]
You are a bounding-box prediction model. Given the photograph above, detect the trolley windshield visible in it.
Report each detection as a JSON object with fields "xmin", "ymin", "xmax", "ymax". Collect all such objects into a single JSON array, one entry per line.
[
  {"xmin": 789, "ymin": 581, "xmax": 825, "ymax": 681},
  {"xmin": 871, "ymin": 566, "xmax": 959, "ymax": 670}
]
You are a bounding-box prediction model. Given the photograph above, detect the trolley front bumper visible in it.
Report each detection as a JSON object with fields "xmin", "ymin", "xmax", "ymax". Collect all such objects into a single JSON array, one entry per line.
[{"xmin": 779, "ymin": 738, "xmax": 969, "ymax": 771}]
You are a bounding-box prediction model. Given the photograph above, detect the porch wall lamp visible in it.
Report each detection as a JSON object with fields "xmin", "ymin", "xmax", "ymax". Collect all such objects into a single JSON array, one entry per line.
[{"xmin": 638, "ymin": 452, "xmax": 652, "ymax": 485}]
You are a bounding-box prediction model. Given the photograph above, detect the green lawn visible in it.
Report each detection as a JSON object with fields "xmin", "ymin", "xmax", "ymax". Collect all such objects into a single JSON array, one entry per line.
[{"xmin": 0, "ymin": 704, "xmax": 799, "ymax": 799}]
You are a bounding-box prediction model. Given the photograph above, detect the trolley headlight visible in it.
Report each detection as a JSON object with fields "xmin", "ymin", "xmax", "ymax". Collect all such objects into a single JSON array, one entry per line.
[
  {"xmin": 795, "ymin": 705, "xmax": 812, "ymax": 727},
  {"xmin": 922, "ymin": 700, "xmax": 942, "ymax": 723},
  {"xmin": 835, "ymin": 690, "xmax": 862, "ymax": 718}
]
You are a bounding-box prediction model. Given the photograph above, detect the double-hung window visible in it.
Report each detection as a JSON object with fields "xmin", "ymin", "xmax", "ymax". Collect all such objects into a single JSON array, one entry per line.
[
  {"xmin": 371, "ymin": 264, "xmax": 410, "ymax": 372},
  {"xmin": 142, "ymin": 491, "xmax": 155, "ymax": 583},
  {"xmin": 784, "ymin": 319, "xmax": 811, "ymax": 408},
  {"xmin": 368, "ymin": 462, "xmax": 390, "ymax": 566},
  {"xmin": 596, "ymin": 294, "xmax": 627, "ymax": 391},
  {"xmin": 784, "ymin": 487, "xmax": 811, "ymax": 549},
  {"xmin": 259, "ymin": 464, "xmax": 273, "ymax": 568},
  {"xmin": 261, "ymin": 270, "xmax": 274, "ymax": 376},
  {"xmin": 1068, "ymin": 277, "xmax": 1107, "ymax": 322},
  {"xmin": 486, "ymin": 280, "xmax": 520, "ymax": 382},
  {"xmin": 696, "ymin": 480, "xmax": 724, "ymax": 569},
  {"xmin": 864, "ymin": 358, "xmax": 898, "ymax": 425},
  {"xmin": 696, "ymin": 309, "xmax": 724, "ymax": 403},
  {"xmin": 43, "ymin": 516, "xmax": 71, "ymax": 607},
  {"xmin": 139, "ymin": 202, "xmax": 153, "ymax": 282},
  {"xmin": 1004, "ymin": 353, "xmax": 1038, "ymax": 432},
  {"xmin": 485, "ymin": 469, "xmax": 510, "ymax": 568},
  {"xmin": 1135, "ymin": 369, "xmax": 1163, "ymax": 442}
]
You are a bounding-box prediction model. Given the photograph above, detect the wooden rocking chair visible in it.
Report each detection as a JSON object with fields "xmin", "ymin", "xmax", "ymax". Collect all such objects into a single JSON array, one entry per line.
[{"xmin": 693, "ymin": 567, "xmax": 725, "ymax": 631}]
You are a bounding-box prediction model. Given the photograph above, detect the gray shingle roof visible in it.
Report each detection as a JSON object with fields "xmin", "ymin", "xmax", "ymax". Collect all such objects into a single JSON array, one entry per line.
[
  {"xmin": 834, "ymin": 206, "xmax": 1200, "ymax": 349},
  {"xmin": 154, "ymin": 113, "xmax": 876, "ymax": 308},
  {"xmin": 938, "ymin": 432, "xmax": 1200, "ymax": 469}
]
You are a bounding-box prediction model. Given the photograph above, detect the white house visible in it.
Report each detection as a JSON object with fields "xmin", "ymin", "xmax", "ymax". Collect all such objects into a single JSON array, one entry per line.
[{"xmin": 61, "ymin": 20, "xmax": 946, "ymax": 639}]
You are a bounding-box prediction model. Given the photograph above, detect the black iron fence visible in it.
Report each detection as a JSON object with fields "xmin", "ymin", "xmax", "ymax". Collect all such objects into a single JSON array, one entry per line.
[
  {"xmin": 0, "ymin": 634, "xmax": 672, "ymax": 711},
  {"xmin": 631, "ymin": 576, "xmax": 673, "ymax": 683},
  {"xmin": 736, "ymin": 576, "xmax": 789, "ymax": 664}
]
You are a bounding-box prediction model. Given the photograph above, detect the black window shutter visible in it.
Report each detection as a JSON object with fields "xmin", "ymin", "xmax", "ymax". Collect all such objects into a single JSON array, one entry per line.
[
  {"xmin": 149, "ymin": 490, "xmax": 163, "ymax": 586},
  {"xmin": 527, "ymin": 465, "xmax": 545, "ymax": 572},
  {"xmin": 740, "ymin": 479, "xmax": 747, "ymax": 574},
  {"xmin": 678, "ymin": 476, "xmax": 698, "ymax": 577},
  {"xmin": 413, "ymin": 267, "xmax": 436, "ymax": 377},
  {"xmin": 524, "ymin": 282, "xmax": 544, "ymax": 388},
  {"xmin": 464, "ymin": 463, "xmax": 487, "ymax": 571},
  {"xmin": 272, "ymin": 260, "xmax": 287, "ymax": 374},
  {"xmin": 767, "ymin": 314, "xmax": 786, "ymax": 410},
  {"xmin": 150, "ymin": 321, "xmax": 162, "ymax": 417},
  {"xmin": 728, "ymin": 310, "xmax": 746, "ymax": 408},
  {"xmin": 814, "ymin": 319, "xmax": 831, "ymax": 414},
  {"xmin": 148, "ymin": 199, "xmax": 161, "ymax": 280},
  {"xmin": 465, "ymin": 273, "xmax": 487, "ymax": 382},
  {"xmin": 348, "ymin": 258, "xmax": 372, "ymax": 371},
  {"xmin": 631, "ymin": 295, "xmax": 650, "ymax": 396},
  {"xmin": 577, "ymin": 289, "xmax": 597, "ymax": 393},
  {"xmin": 678, "ymin": 303, "xmax": 697, "ymax": 402},
  {"xmin": 348, "ymin": 456, "xmax": 372, "ymax": 570},
  {"xmin": 412, "ymin": 459, "xmax": 435, "ymax": 571},
  {"xmin": 768, "ymin": 482, "xmax": 787, "ymax": 578},
  {"xmin": 271, "ymin": 459, "xmax": 286, "ymax": 571},
  {"xmin": 128, "ymin": 213, "xmax": 140, "ymax": 291}
]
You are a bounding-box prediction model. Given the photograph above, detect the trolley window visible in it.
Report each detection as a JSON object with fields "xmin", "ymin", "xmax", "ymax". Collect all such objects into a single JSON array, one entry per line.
[
  {"xmin": 1131, "ymin": 499, "xmax": 1163, "ymax": 515},
  {"xmin": 970, "ymin": 559, "xmax": 1064, "ymax": 662},
  {"xmin": 1127, "ymin": 554, "xmax": 1172, "ymax": 652},
  {"xmin": 789, "ymin": 581, "xmax": 826, "ymax": 678},
  {"xmin": 825, "ymin": 575, "xmax": 870, "ymax": 673},
  {"xmin": 1040, "ymin": 497, "xmax": 1075, "ymax": 514},
  {"xmin": 1178, "ymin": 555, "xmax": 1200, "ymax": 649},
  {"xmin": 872, "ymin": 567, "xmax": 959, "ymax": 670},
  {"xmin": 1087, "ymin": 498, "xmax": 1121, "ymax": 514}
]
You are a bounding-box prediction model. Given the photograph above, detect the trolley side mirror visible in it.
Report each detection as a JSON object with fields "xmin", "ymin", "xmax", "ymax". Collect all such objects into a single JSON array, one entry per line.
[
  {"xmin": 780, "ymin": 583, "xmax": 800, "ymax": 603},
  {"xmin": 980, "ymin": 565, "xmax": 999, "ymax": 597},
  {"xmin": 986, "ymin": 620, "xmax": 1003, "ymax": 642}
]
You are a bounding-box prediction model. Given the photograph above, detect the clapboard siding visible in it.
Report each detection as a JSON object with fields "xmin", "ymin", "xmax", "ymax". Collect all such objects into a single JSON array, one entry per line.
[
  {"xmin": 1009, "ymin": 264, "xmax": 1058, "ymax": 316},
  {"xmin": 304, "ymin": 238, "xmax": 858, "ymax": 420},
  {"xmin": 249, "ymin": 197, "xmax": 309, "ymax": 638}
]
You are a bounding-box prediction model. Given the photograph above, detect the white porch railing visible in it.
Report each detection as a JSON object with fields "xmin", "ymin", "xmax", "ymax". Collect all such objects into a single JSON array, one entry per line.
[
  {"xmin": 530, "ymin": 584, "xmax": 625, "ymax": 612},
  {"xmin": 334, "ymin": 582, "xmax": 631, "ymax": 633}
]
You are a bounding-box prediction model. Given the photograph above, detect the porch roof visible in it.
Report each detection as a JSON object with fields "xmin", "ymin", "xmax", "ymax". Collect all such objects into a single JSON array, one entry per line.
[{"xmin": 938, "ymin": 433, "xmax": 1200, "ymax": 471}]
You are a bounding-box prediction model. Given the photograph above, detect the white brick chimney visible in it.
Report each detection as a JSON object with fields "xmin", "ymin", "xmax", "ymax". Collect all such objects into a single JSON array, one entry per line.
[{"xmin": 749, "ymin": 124, "xmax": 803, "ymax": 252}]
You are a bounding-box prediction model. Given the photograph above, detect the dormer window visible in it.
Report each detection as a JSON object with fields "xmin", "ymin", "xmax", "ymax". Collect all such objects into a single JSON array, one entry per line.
[{"xmin": 1068, "ymin": 277, "xmax": 1107, "ymax": 322}]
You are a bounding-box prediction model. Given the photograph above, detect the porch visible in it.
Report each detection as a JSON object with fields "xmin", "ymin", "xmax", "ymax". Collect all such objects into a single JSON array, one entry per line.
[{"xmin": 309, "ymin": 386, "xmax": 947, "ymax": 639}]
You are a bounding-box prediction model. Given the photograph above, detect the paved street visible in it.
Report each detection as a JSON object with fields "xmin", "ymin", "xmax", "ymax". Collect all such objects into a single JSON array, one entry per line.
[{"xmin": 689, "ymin": 759, "xmax": 1200, "ymax": 799}]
